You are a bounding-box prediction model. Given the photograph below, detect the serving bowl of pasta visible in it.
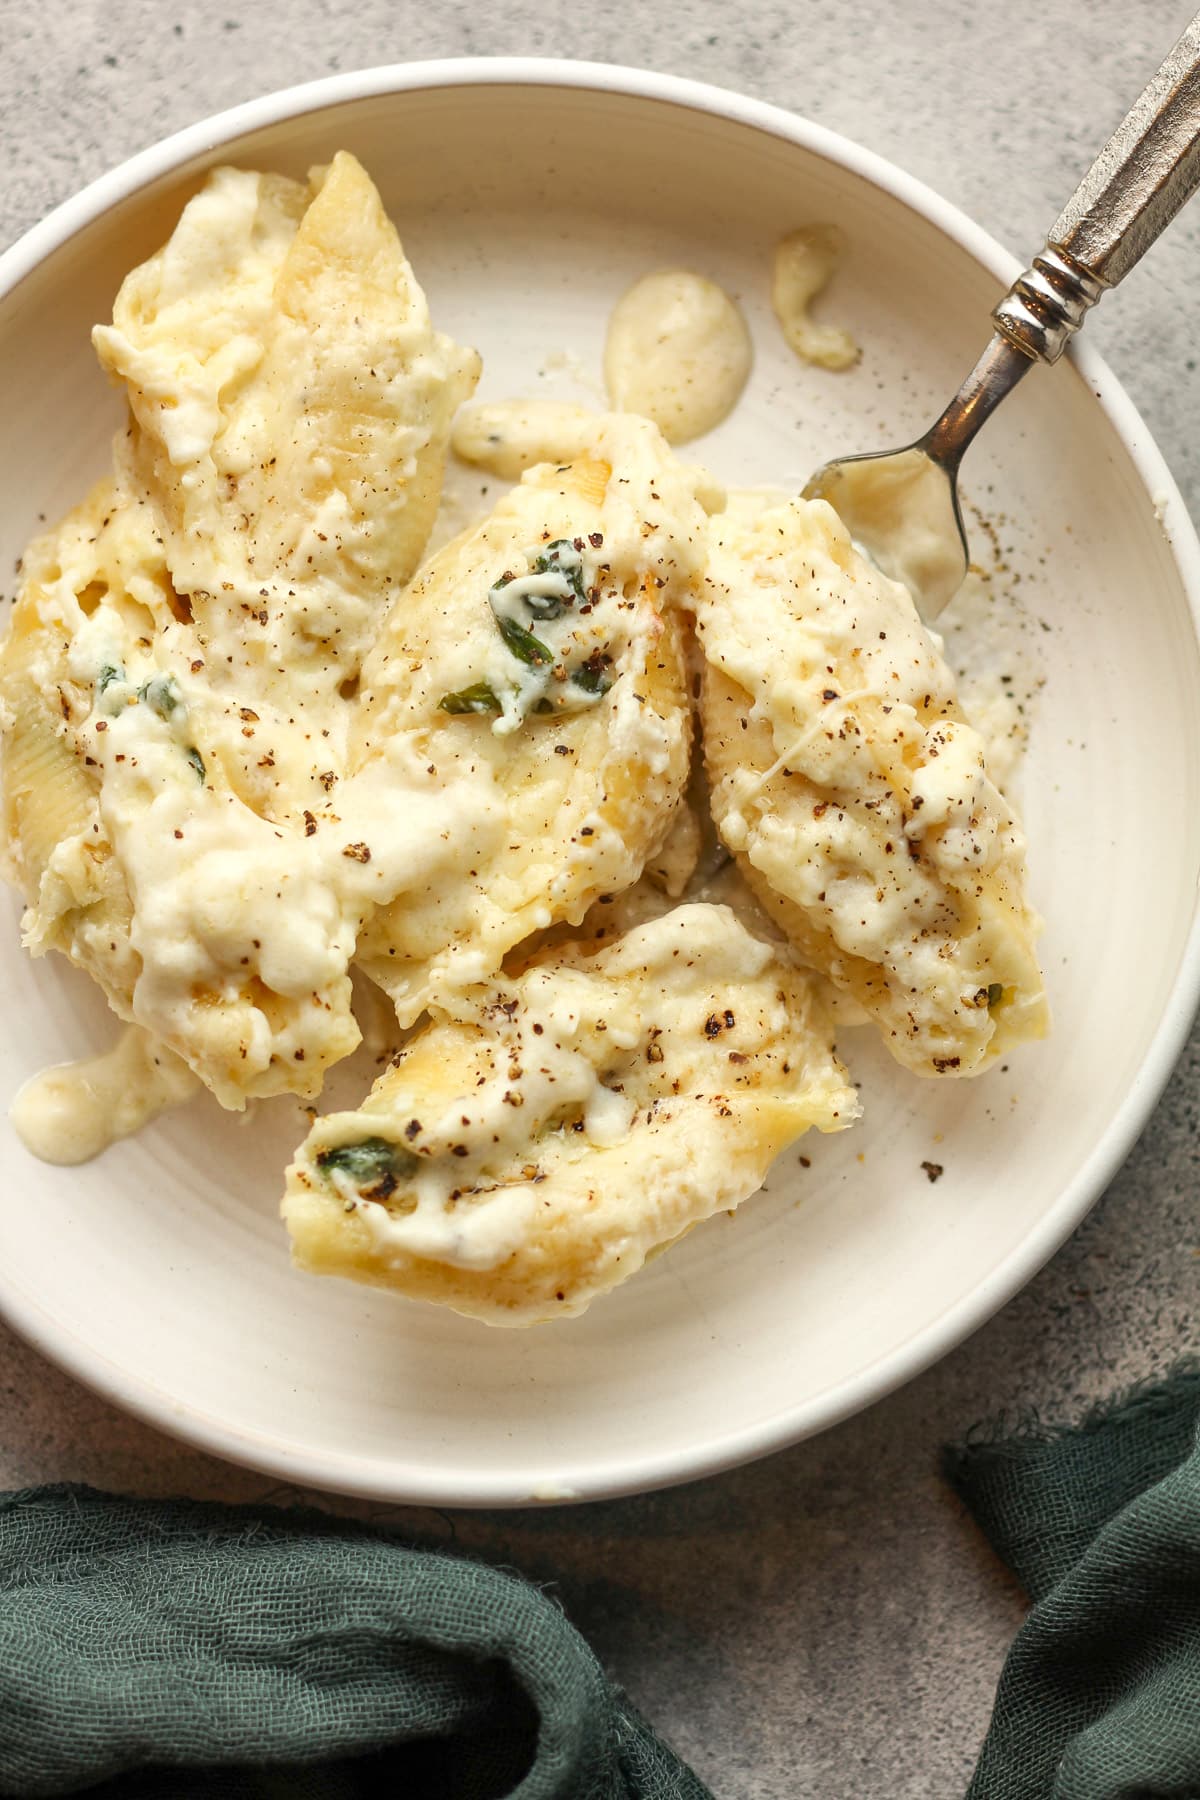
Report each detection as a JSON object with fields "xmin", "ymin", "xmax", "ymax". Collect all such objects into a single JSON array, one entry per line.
[{"xmin": 1, "ymin": 61, "xmax": 1198, "ymax": 1504}]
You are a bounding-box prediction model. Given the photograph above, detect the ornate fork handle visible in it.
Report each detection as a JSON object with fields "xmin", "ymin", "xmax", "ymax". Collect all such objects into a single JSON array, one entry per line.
[{"xmin": 994, "ymin": 12, "xmax": 1200, "ymax": 365}]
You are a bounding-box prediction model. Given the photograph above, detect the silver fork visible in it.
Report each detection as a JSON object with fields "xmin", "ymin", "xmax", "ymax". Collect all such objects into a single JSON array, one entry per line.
[{"xmin": 804, "ymin": 11, "xmax": 1200, "ymax": 618}]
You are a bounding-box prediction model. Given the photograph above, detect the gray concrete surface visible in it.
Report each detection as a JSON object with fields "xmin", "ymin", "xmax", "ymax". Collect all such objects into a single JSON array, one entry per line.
[{"xmin": 3, "ymin": 2, "xmax": 1199, "ymax": 1793}]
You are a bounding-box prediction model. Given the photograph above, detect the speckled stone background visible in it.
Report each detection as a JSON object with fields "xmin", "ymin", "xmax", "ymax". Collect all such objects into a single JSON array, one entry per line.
[{"xmin": 3, "ymin": 2, "xmax": 1199, "ymax": 1794}]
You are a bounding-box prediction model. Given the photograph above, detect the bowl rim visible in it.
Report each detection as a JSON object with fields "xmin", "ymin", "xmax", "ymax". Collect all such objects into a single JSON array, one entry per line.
[{"xmin": 3, "ymin": 56, "xmax": 1200, "ymax": 1507}]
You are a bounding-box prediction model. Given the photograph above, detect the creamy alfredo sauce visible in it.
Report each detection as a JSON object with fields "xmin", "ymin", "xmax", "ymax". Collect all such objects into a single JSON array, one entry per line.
[
  {"xmin": 813, "ymin": 446, "xmax": 966, "ymax": 619},
  {"xmin": 450, "ymin": 399, "xmax": 599, "ymax": 481},
  {"xmin": 772, "ymin": 226, "xmax": 859, "ymax": 371},
  {"xmin": 452, "ymin": 399, "xmax": 728, "ymax": 519},
  {"xmin": 11, "ymin": 1025, "xmax": 198, "ymax": 1165},
  {"xmin": 604, "ymin": 271, "xmax": 752, "ymax": 444}
]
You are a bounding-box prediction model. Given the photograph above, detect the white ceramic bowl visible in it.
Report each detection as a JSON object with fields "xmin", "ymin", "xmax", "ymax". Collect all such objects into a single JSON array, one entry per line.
[{"xmin": 2, "ymin": 61, "xmax": 1199, "ymax": 1506}]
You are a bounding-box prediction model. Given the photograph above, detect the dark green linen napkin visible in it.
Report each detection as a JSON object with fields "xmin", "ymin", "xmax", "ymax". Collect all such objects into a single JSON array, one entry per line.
[
  {"xmin": 0, "ymin": 1485, "xmax": 711, "ymax": 1799},
  {"xmin": 945, "ymin": 1366, "xmax": 1200, "ymax": 1800}
]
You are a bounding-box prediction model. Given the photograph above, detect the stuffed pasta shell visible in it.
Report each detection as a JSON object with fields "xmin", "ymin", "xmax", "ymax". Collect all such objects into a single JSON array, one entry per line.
[
  {"xmin": 353, "ymin": 412, "xmax": 706, "ymax": 1021},
  {"xmin": 284, "ymin": 903, "xmax": 857, "ymax": 1324},
  {"xmin": 694, "ymin": 496, "xmax": 1048, "ymax": 1077},
  {"xmin": 93, "ymin": 150, "xmax": 480, "ymax": 693}
]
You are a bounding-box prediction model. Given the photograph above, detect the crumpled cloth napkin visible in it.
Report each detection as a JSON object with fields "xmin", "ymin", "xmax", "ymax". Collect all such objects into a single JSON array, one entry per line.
[
  {"xmin": 944, "ymin": 1364, "xmax": 1200, "ymax": 1799},
  {"xmin": 0, "ymin": 1486, "xmax": 712, "ymax": 1799}
]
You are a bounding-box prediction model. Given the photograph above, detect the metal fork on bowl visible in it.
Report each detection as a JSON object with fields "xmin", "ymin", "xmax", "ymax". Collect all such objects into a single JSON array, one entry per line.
[{"xmin": 805, "ymin": 13, "xmax": 1200, "ymax": 618}]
